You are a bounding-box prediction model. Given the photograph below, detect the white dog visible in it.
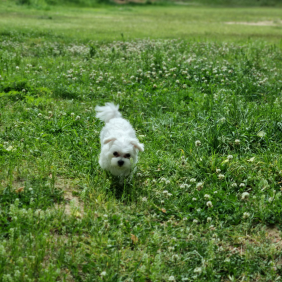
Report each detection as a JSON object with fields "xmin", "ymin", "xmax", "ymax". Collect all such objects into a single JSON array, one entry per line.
[{"xmin": 95, "ymin": 103, "xmax": 144, "ymax": 177}]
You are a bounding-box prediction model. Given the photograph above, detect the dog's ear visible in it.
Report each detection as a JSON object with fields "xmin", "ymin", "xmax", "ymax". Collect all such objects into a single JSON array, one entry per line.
[
  {"xmin": 130, "ymin": 140, "xmax": 144, "ymax": 152},
  {"xmin": 103, "ymin": 137, "xmax": 117, "ymax": 145}
]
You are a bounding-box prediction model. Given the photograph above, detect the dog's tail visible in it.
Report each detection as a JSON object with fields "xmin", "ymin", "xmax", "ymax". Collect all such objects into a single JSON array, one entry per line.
[{"xmin": 95, "ymin": 103, "xmax": 122, "ymax": 123}]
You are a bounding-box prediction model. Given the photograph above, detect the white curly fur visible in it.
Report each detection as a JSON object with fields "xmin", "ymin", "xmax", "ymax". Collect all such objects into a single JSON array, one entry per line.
[{"xmin": 95, "ymin": 103, "xmax": 144, "ymax": 177}]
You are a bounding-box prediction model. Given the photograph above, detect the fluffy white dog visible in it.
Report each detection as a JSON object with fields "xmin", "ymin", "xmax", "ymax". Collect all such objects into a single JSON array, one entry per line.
[{"xmin": 95, "ymin": 103, "xmax": 144, "ymax": 177}]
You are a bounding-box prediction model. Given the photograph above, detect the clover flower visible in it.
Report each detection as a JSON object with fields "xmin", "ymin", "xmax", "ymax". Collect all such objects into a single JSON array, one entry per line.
[
  {"xmin": 204, "ymin": 194, "xmax": 211, "ymax": 199},
  {"xmin": 235, "ymin": 139, "xmax": 240, "ymax": 145},
  {"xmin": 196, "ymin": 182, "xmax": 204, "ymax": 190},
  {"xmin": 243, "ymin": 212, "xmax": 250, "ymax": 219},
  {"xmin": 241, "ymin": 192, "xmax": 250, "ymax": 200},
  {"xmin": 218, "ymin": 174, "xmax": 225, "ymax": 180},
  {"xmin": 194, "ymin": 267, "xmax": 202, "ymax": 273},
  {"xmin": 227, "ymin": 155, "xmax": 233, "ymax": 160},
  {"xmin": 206, "ymin": 201, "xmax": 213, "ymax": 208},
  {"xmin": 188, "ymin": 233, "xmax": 193, "ymax": 239},
  {"xmin": 195, "ymin": 140, "xmax": 201, "ymax": 146},
  {"xmin": 180, "ymin": 184, "xmax": 190, "ymax": 188},
  {"xmin": 172, "ymin": 254, "xmax": 179, "ymax": 261}
]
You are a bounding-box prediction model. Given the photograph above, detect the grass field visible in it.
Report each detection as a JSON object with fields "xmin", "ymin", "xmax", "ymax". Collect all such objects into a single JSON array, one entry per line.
[
  {"xmin": 1, "ymin": 1, "xmax": 282, "ymax": 42},
  {"xmin": 1, "ymin": 1, "xmax": 282, "ymax": 281}
]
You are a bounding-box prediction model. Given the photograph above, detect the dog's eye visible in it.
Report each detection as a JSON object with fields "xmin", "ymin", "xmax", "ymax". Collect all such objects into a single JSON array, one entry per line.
[
  {"xmin": 113, "ymin": 152, "xmax": 119, "ymax": 157},
  {"xmin": 124, "ymin": 154, "xmax": 131, "ymax": 158}
]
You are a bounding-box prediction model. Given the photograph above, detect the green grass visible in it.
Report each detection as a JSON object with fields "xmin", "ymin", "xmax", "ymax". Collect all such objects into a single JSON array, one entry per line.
[
  {"xmin": 1, "ymin": 1, "xmax": 282, "ymax": 43},
  {"xmin": 1, "ymin": 1, "xmax": 282, "ymax": 282}
]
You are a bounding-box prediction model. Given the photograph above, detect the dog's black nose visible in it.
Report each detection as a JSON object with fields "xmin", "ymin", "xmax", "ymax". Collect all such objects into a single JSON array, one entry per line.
[{"xmin": 118, "ymin": 160, "xmax": 124, "ymax": 167}]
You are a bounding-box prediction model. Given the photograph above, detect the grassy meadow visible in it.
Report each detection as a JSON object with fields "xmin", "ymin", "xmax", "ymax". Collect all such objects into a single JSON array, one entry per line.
[
  {"xmin": 1, "ymin": 1, "xmax": 282, "ymax": 281},
  {"xmin": 1, "ymin": 1, "xmax": 282, "ymax": 42}
]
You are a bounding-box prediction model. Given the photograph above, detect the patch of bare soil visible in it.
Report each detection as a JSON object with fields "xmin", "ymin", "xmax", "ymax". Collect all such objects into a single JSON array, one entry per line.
[
  {"xmin": 55, "ymin": 177, "xmax": 84, "ymax": 217},
  {"xmin": 221, "ymin": 226, "xmax": 282, "ymax": 257},
  {"xmin": 266, "ymin": 226, "xmax": 282, "ymax": 249},
  {"xmin": 225, "ymin": 21, "xmax": 282, "ymax": 26},
  {"xmin": 114, "ymin": 0, "xmax": 146, "ymax": 3}
]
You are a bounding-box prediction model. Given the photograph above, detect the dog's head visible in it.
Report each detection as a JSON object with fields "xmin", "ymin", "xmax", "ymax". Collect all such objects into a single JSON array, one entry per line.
[{"xmin": 103, "ymin": 137, "xmax": 144, "ymax": 174}]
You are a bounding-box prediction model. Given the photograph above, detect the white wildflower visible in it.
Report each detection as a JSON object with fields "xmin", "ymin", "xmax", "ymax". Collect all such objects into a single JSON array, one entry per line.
[
  {"xmin": 196, "ymin": 182, "xmax": 204, "ymax": 190},
  {"xmin": 227, "ymin": 155, "xmax": 233, "ymax": 160},
  {"xmin": 243, "ymin": 212, "xmax": 250, "ymax": 219},
  {"xmin": 194, "ymin": 267, "xmax": 202, "ymax": 273},
  {"xmin": 172, "ymin": 254, "xmax": 179, "ymax": 261},
  {"xmin": 6, "ymin": 146, "xmax": 13, "ymax": 151},
  {"xmin": 195, "ymin": 140, "xmax": 201, "ymax": 146},
  {"xmin": 241, "ymin": 192, "xmax": 250, "ymax": 200},
  {"xmin": 180, "ymin": 184, "xmax": 190, "ymax": 188},
  {"xmin": 218, "ymin": 174, "xmax": 225, "ymax": 180},
  {"xmin": 206, "ymin": 201, "xmax": 213, "ymax": 208},
  {"xmin": 257, "ymin": 131, "xmax": 266, "ymax": 137},
  {"xmin": 188, "ymin": 233, "xmax": 193, "ymax": 239},
  {"xmin": 234, "ymin": 139, "xmax": 240, "ymax": 145}
]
